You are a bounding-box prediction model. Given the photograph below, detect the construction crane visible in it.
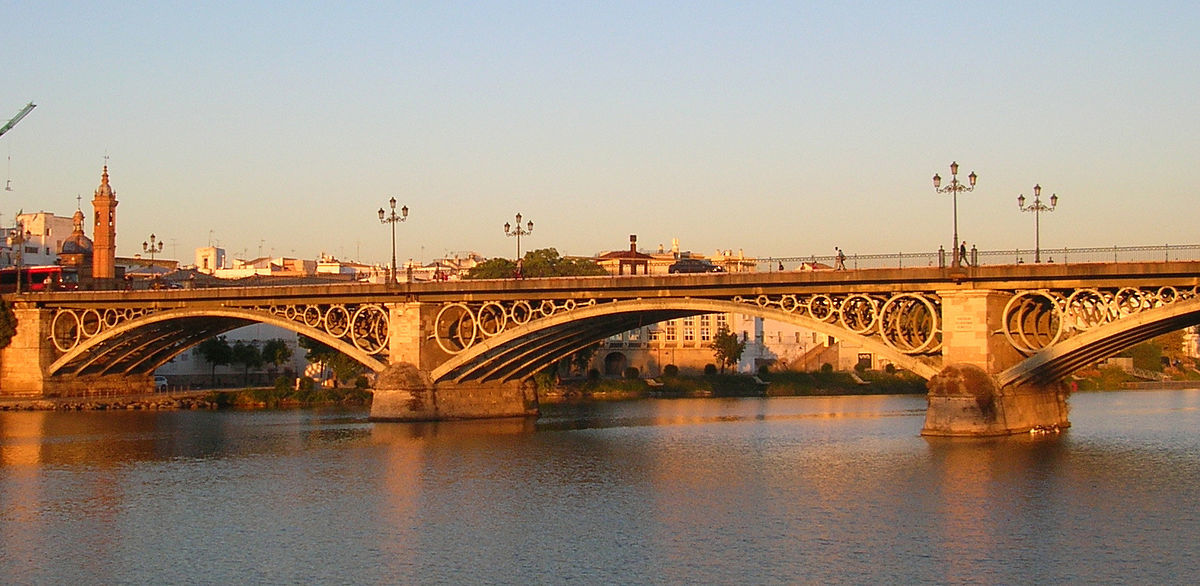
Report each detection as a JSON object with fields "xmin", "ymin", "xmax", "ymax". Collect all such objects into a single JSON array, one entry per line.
[{"xmin": 0, "ymin": 102, "xmax": 36, "ymax": 139}]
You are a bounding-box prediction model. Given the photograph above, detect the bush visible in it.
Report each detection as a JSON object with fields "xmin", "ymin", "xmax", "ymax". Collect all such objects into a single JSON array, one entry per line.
[
  {"xmin": 757, "ymin": 364, "xmax": 771, "ymax": 377},
  {"xmin": 623, "ymin": 366, "xmax": 640, "ymax": 379},
  {"xmin": 354, "ymin": 375, "xmax": 370, "ymax": 389},
  {"xmin": 820, "ymin": 363, "xmax": 834, "ymax": 374},
  {"xmin": 704, "ymin": 364, "xmax": 718, "ymax": 376},
  {"xmin": 587, "ymin": 368, "xmax": 601, "ymax": 381},
  {"xmin": 884, "ymin": 363, "xmax": 897, "ymax": 374},
  {"xmin": 663, "ymin": 364, "xmax": 679, "ymax": 378}
]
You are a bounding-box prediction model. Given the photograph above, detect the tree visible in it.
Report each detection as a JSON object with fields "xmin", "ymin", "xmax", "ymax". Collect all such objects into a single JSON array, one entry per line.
[
  {"xmin": 195, "ymin": 336, "xmax": 233, "ymax": 386},
  {"xmin": 261, "ymin": 338, "xmax": 294, "ymax": 377},
  {"xmin": 709, "ymin": 326, "xmax": 746, "ymax": 374},
  {"xmin": 298, "ymin": 335, "xmax": 364, "ymax": 387},
  {"xmin": 0, "ymin": 298, "xmax": 17, "ymax": 350},
  {"xmin": 466, "ymin": 257, "xmax": 517, "ymax": 279},
  {"xmin": 231, "ymin": 340, "xmax": 263, "ymax": 385},
  {"xmin": 466, "ymin": 248, "xmax": 607, "ymax": 279}
]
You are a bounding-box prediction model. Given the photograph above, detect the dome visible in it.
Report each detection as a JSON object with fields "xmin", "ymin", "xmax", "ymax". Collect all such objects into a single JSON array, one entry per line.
[{"xmin": 60, "ymin": 209, "xmax": 93, "ymax": 255}]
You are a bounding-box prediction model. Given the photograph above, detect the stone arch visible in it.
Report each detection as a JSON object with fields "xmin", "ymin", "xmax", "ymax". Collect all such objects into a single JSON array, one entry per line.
[
  {"xmin": 48, "ymin": 307, "xmax": 387, "ymax": 377},
  {"xmin": 999, "ymin": 297, "xmax": 1200, "ymax": 388},
  {"xmin": 431, "ymin": 298, "xmax": 941, "ymax": 384},
  {"xmin": 603, "ymin": 352, "xmax": 627, "ymax": 376}
]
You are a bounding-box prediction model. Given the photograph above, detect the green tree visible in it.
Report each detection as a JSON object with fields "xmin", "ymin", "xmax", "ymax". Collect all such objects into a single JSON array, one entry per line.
[
  {"xmin": 466, "ymin": 248, "xmax": 607, "ymax": 279},
  {"xmin": 0, "ymin": 297, "xmax": 17, "ymax": 350},
  {"xmin": 196, "ymin": 336, "xmax": 233, "ymax": 386},
  {"xmin": 231, "ymin": 340, "xmax": 263, "ymax": 385},
  {"xmin": 261, "ymin": 338, "xmax": 294, "ymax": 377},
  {"xmin": 466, "ymin": 257, "xmax": 517, "ymax": 279},
  {"xmin": 709, "ymin": 325, "xmax": 746, "ymax": 374},
  {"xmin": 298, "ymin": 335, "xmax": 365, "ymax": 387}
]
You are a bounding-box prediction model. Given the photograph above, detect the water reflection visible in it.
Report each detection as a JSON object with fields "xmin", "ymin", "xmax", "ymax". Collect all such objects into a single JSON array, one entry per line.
[{"xmin": 2, "ymin": 392, "xmax": 1198, "ymax": 582}]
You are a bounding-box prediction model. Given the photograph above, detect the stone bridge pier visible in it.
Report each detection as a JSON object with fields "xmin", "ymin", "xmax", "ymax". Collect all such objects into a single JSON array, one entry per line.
[
  {"xmin": 923, "ymin": 290, "xmax": 1069, "ymax": 436},
  {"xmin": 369, "ymin": 302, "xmax": 538, "ymax": 422}
]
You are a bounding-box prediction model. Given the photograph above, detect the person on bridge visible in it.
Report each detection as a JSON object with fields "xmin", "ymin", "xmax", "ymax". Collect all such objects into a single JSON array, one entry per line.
[
  {"xmin": 834, "ymin": 247, "xmax": 846, "ymax": 270},
  {"xmin": 960, "ymin": 241, "xmax": 970, "ymax": 267}
]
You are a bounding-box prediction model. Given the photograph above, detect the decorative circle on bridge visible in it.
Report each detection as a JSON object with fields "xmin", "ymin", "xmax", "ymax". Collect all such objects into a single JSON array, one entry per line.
[
  {"xmin": 1001, "ymin": 286, "xmax": 1200, "ymax": 355},
  {"xmin": 47, "ymin": 302, "xmax": 393, "ymax": 357}
]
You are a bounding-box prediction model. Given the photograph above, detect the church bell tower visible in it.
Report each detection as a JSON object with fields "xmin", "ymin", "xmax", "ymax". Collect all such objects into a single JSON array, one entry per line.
[{"xmin": 91, "ymin": 165, "xmax": 118, "ymax": 280}]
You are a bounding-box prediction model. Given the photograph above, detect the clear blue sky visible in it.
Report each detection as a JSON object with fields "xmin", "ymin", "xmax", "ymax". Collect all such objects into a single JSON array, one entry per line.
[{"xmin": 3, "ymin": 1, "xmax": 1197, "ymax": 265}]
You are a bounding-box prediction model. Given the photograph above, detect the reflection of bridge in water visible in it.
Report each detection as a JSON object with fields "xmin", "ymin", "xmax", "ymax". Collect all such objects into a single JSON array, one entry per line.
[{"xmin": 4, "ymin": 260, "xmax": 1200, "ymax": 436}]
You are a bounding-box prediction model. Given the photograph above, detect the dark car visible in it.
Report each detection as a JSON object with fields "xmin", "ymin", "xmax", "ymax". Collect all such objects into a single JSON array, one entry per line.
[{"xmin": 668, "ymin": 258, "xmax": 725, "ymax": 274}]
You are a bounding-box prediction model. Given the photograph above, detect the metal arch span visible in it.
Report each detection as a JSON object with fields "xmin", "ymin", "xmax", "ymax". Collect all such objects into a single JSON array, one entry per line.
[
  {"xmin": 430, "ymin": 298, "xmax": 943, "ymax": 384},
  {"xmin": 998, "ymin": 297, "xmax": 1200, "ymax": 388},
  {"xmin": 48, "ymin": 307, "xmax": 388, "ymax": 377}
]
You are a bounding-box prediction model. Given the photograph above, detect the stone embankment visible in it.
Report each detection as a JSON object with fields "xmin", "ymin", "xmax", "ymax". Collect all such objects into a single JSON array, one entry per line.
[{"xmin": 0, "ymin": 393, "xmax": 218, "ymax": 412}]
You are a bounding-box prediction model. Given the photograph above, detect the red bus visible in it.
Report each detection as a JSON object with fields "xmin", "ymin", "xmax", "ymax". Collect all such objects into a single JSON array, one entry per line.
[{"xmin": 0, "ymin": 265, "xmax": 78, "ymax": 293}]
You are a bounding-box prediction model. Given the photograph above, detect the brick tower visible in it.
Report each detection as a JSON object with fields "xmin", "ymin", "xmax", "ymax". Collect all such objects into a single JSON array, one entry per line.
[{"xmin": 91, "ymin": 165, "xmax": 118, "ymax": 280}]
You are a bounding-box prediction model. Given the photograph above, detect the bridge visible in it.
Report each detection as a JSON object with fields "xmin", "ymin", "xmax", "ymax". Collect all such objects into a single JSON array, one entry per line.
[{"xmin": 3, "ymin": 261, "xmax": 1199, "ymax": 436}]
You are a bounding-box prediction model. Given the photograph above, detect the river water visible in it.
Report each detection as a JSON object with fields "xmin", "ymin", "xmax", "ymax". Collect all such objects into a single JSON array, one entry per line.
[{"xmin": 2, "ymin": 390, "xmax": 1198, "ymax": 584}]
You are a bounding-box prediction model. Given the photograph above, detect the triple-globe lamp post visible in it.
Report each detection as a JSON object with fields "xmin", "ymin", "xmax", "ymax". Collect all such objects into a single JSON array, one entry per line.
[
  {"xmin": 504, "ymin": 213, "xmax": 533, "ymax": 261},
  {"xmin": 142, "ymin": 233, "xmax": 163, "ymax": 261},
  {"xmin": 932, "ymin": 161, "xmax": 977, "ymax": 268},
  {"xmin": 378, "ymin": 197, "xmax": 408, "ymax": 283},
  {"xmin": 1017, "ymin": 184, "xmax": 1058, "ymax": 263}
]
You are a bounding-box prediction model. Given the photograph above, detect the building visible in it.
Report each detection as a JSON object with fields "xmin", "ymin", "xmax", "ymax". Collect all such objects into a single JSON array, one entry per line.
[
  {"xmin": 589, "ymin": 314, "xmax": 877, "ymax": 377},
  {"xmin": 153, "ymin": 323, "xmax": 311, "ymax": 388},
  {"xmin": 91, "ymin": 166, "xmax": 118, "ymax": 280}
]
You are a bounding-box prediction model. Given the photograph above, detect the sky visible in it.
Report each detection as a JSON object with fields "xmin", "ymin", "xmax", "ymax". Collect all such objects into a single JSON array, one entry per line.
[{"xmin": 2, "ymin": 1, "xmax": 1198, "ymax": 267}]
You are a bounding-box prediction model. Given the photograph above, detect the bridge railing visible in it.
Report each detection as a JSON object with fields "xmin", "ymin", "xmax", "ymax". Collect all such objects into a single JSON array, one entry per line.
[{"xmin": 758, "ymin": 244, "xmax": 1200, "ymax": 271}]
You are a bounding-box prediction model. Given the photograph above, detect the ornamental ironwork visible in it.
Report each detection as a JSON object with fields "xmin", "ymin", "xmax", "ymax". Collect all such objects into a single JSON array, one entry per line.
[
  {"xmin": 430, "ymin": 293, "xmax": 945, "ymax": 356},
  {"xmin": 1001, "ymin": 286, "xmax": 1199, "ymax": 354},
  {"xmin": 732, "ymin": 293, "xmax": 943, "ymax": 355},
  {"xmin": 48, "ymin": 303, "xmax": 391, "ymax": 355},
  {"xmin": 433, "ymin": 298, "xmax": 596, "ymax": 354}
]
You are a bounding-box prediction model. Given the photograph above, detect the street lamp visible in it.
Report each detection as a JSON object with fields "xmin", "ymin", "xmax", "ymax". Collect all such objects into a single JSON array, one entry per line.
[
  {"xmin": 932, "ymin": 161, "xmax": 977, "ymax": 268},
  {"xmin": 142, "ymin": 233, "xmax": 163, "ymax": 261},
  {"xmin": 504, "ymin": 212, "xmax": 533, "ymax": 261},
  {"xmin": 1017, "ymin": 184, "xmax": 1058, "ymax": 263},
  {"xmin": 377, "ymin": 197, "xmax": 408, "ymax": 283},
  {"xmin": 7, "ymin": 223, "xmax": 30, "ymax": 294}
]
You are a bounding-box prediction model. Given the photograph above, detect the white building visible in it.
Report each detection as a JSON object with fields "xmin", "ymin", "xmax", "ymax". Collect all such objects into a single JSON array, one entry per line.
[
  {"xmin": 1, "ymin": 211, "xmax": 77, "ymax": 268},
  {"xmin": 154, "ymin": 323, "xmax": 311, "ymax": 388}
]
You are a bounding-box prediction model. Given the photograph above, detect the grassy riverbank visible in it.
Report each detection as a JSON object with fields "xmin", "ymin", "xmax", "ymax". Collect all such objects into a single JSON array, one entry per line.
[{"xmin": 545, "ymin": 370, "xmax": 928, "ymax": 401}]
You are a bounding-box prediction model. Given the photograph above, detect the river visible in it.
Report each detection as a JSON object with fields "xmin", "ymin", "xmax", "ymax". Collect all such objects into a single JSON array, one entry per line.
[{"xmin": 2, "ymin": 390, "xmax": 1198, "ymax": 584}]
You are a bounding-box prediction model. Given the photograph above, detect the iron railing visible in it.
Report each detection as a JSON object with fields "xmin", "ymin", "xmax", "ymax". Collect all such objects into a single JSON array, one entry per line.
[{"xmin": 758, "ymin": 244, "xmax": 1200, "ymax": 271}]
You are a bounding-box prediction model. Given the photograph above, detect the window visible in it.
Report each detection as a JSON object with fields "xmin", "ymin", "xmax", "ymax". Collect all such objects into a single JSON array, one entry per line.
[
  {"xmin": 700, "ymin": 327, "xmax": 711, "ymax": 341},
  {"xmin": 666, "ymin": 326, "xmax": 677, "ymax": 342},
  {"xmin": 684, "ymin": 328, "xmax": 695, "ymax": 342},
  {"xmin": 683, "ymin": 316, "xmax": 695, "ymax": 326}
]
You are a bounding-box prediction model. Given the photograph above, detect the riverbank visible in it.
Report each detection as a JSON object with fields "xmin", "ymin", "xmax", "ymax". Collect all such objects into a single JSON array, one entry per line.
[
  {"xmin": 0, "ymin": 385, "xmax": 372, "ymax": 412},
  {"xmin": 543, "ymin": 370, "xmax": 929, "ymax": 402}
]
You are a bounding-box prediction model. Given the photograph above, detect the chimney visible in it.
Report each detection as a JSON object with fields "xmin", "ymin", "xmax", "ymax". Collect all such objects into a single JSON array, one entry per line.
[{"xmin": 629, "ymin": 234, "xmax": 637, "ymax": 253}]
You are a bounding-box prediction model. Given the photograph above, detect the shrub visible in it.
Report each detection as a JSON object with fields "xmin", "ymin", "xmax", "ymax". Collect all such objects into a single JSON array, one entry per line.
[
  {"xmin": 663, "ymin": 364, "xmax": 679, "ymax": 378},
  {"xmin": 820, "ymin": 363, "xmax": 833, "ymax": 374},
  {"xmin": 884, "ymin": 363, "xmax": 897, "ymax": 374},
  {"xmin": 757, "ymin": 364, "xmax": 771, "ymax": 377},
  {"xmin": 354, "ymin": 375, "xmax": 370, "ymax": 389},
  {"xmin": 587, "ymin": 368, "xmax": 601, "ymax": 381},
  {"xmin": 704, "ymin": 364, "xmax": 718, "ymax": 376},
  {"xmin": 623, "ymin": 366, "xmax": 640, "ymax": 380}
]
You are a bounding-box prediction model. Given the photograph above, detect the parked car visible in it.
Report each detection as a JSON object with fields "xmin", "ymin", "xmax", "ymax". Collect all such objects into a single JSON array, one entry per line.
[
  {"xmin": 668, "ymin": 258, "xmax": 725, "ymax": 274},
  {"xmin": 154, "ymin": 375, "xmax": 168, "ymax": 391}
]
